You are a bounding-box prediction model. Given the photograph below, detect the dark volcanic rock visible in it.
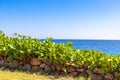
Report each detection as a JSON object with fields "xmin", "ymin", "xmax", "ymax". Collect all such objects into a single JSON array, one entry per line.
[
  {"xmin": 51, "ymin": 71, "xmax": 60, "ymax": 75},
  {"xmin": 44, "ymin": 65, "xmax": 51, "ymax": 73},
  {"xmin": 19, "ymin": 60, "xmax": 24, "ymax": 65},
  {"xmin": 18, "ymin": 65, "xmax": 23, "ymax": 70},
  {"xmin": 40, "ymin": 63, "xmax": 46, "ymax": 69},
  {"xmin": 0, "ymin": 60, "xmax": 4, "ymax": 66},
  {"xmin": 69, "ymin": 71, "xmax": 78, "ymax": 77},
  {"xmin": 92, "ymin": 74, "xmax": 103, "ymax": 80},
  {"xmin": 60, "ymin": 71, "xmax": 66, "ymax": 76},
  {"xmin": 42, "ymin": 60, "xmax": 51, "ymax": 66},
  {"xmin": 67, "ymin": 66, "xmax": 76, "ymax": 73},
  {"xmin": 103, "ymin": 73, "xmax": 114, "ymax": 80},
  {"xmin": 0, "ymin": 56, "xmax": 3, "ymax": 60},
  {"xmin": 78, "ymin": 72, "xmax": 88, "ymax": 77},
  {"xmin": 32, "ymin": 65, "xmax": 39, "ymax": 72},
  {"xmin": 31, "ymin": 58, "xmax": 41, "ymax": 66},
  {"xmin": 25, "ymin": 57, "xmax": 31, "ymax": 64},
  {"xmin": 51, "ymin": 65, "xmax": 56, "ymax": 72},
  {"xmin": 9, "ymin": 60, "xmax": 19, "ymax": 69},
  {"xmin": 56, "ymin": 65, "xmax": 62, "ymax": 72},
  {"xmin": 83, "ymin": 64, "xmax": 88, "ymax": 69},
  {"xmin": 0, "ymin": 56, "xmax": 117, "ymax": 79},
  {"xmin": 23, "ymin": 64, "xmax": 31, "ymax": 71}
]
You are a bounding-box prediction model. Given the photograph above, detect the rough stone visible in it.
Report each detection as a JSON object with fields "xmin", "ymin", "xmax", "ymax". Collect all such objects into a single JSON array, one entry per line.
[
  {"xmin": 67, "ymin": 66, "xmax": 76, "ymax": 73},
  {"xmin": 3, "ymin": 61, "xmax": 9, "ymax": 68},
  {"xmin": 103, "ymin": 73, "xmax": 114, "ymax": 80},
  {"xmin": 92, "ymin": 74, "xmax": 103, "ymax": 80},
  {"xmin": 69, "ymin": 71, "xmax": 78, "ymax": 76},
  {"xmin": 0, "ymin": 60, "xmax": 4, "ymax": 66},
  {"xmin": 83, "ymin": 64, "xmax": 88, "ymax": 69},
  {"xmin": 51, "ymin": 65, "xmax": 56, "ymax": 72},
  {"xmin": 113, "ymin": 78, "xmax": 119, "ymax": 80},
  {"xmin": 9, "ymin": 60, "xmax": 19, "ymax": 69},
  {"xmin": 42, "ymin": 60, "xmax": 51, "ymax": 66},
  {"xmin": 18, "ymin": 65, "xmax": 23, "ymax": 70},
  {"xmin": 56, "ymin": 65, "xmax": 62, "ymax": 72},
  {"xmin": 86, "ymin": 70, "xmax": 89, "ymax": 74},
  {"xmin": 44, "ymin": 65, "xmax": 51, "ymax": 73},
  {"xmin": 32, "ymin": 65, "xmax": 39, "ymax": 72},
  {"xmin": 0, "ymin": 56, "xmax": 3, "ymax": 60},
  {"xmin": 31, "ymin": 58, "xmax": 41, "ymax": 66},
  {"xmin": 60, "ymin": 71, "xmax": 66, "ymax": 76},
  {"xmin": 78, "ymin": 72, "xmax": 88, "ymax": 77},
  {"xmin": 25, "ymin": 57, "xmax": 31, "ymax": 64},
  {"xmin": 40, "ymin": 63, "xmax": 46, "ymax": 69},
  {"xmin": 51, "ymin": 71, "xmax": 60, "ymax": 76},
  {"xmin": 23, "ymin": 64, "xmax": 31, "ymax": 71},
  {"xmin": 19, "ymin": 60, "xmax": 24, "ymax": 65}
]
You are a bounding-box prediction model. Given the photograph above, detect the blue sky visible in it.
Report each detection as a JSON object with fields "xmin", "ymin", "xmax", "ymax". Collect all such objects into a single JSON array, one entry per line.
[{"xmin": 0, "ymin": 0, "xmax": 120, "ymax": 39}]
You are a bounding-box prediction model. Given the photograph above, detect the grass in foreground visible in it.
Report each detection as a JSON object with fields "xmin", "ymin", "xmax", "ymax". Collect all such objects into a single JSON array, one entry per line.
[{"xmin": 0, "ymin": 68, "xmax": 90, "ymax": 80}]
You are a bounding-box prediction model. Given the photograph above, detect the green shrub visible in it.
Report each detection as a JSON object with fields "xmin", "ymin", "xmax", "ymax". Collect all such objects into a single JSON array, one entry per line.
[{"xmin": 0, "ymin": 30, "xmax": 120, "ymax": 74}]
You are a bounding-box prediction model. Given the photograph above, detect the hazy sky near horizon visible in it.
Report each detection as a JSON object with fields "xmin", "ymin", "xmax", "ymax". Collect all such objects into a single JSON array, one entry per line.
[{"xmin": 0, "ymin": 0, "xmax": 120, "ymax": 39}]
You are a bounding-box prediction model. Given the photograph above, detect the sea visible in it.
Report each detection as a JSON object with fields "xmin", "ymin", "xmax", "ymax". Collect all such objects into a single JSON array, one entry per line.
[{"xmin": 51, "ymin": 39, "xmax": 120, "ymax": 55}]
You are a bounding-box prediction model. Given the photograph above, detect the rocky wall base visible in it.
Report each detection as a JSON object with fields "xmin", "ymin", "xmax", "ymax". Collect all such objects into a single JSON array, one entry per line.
[{"xmin": 0, "ymin": 56, "xmax": 119, "ymax": 80}]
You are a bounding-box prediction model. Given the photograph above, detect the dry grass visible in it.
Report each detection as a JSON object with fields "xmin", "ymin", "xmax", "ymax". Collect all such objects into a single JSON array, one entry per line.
[{"xmin": 0, "ymin": 68, "xmax": 91, "ymax": 80}]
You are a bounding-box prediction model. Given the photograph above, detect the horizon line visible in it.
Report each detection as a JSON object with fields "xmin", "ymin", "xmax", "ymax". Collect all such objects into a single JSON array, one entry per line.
[{"xmin": 41, "ymin": 38, "xmax": 120, "ymax": 40}]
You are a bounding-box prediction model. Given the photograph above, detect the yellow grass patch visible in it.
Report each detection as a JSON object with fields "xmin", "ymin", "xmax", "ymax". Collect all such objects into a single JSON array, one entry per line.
[{"xmin": 0, "ymin": 68, "xmax": 90, "ymax": 80}]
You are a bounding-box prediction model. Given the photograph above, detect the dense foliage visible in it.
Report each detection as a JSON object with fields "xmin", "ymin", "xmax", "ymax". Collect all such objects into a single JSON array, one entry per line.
[{"xmin": 0, "ymin": 30, "xmax": 120, "ymax": 75}]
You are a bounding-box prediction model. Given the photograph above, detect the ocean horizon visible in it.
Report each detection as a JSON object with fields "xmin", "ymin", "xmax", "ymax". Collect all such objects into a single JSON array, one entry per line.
[{"xmin": 42, "ymin": 39, "xmax": 120, "ymax": 55}]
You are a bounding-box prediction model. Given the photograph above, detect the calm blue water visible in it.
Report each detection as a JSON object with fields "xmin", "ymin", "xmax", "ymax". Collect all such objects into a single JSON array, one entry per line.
[{"xmin": 52, "ymin": 39, "xmax": 120, "ymax": 55}]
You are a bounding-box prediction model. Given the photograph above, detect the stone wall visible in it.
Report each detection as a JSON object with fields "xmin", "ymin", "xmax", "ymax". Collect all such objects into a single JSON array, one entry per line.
[{"xmin": 0, "ymin": 56, "xmax": 119, "ymax": 80}]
